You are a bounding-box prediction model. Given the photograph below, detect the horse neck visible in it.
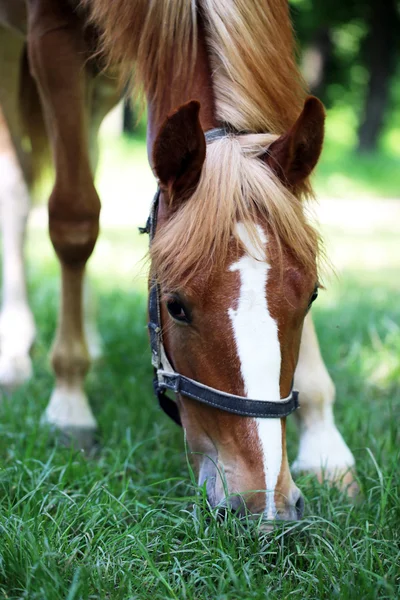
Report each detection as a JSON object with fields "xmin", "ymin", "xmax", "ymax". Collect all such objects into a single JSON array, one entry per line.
[{"xmin": 146, "ymin": 22, "xmax": 218, "ymax": 165}]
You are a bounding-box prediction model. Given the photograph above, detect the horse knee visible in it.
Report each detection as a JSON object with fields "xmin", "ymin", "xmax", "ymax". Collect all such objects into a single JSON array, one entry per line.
[
  {"xmin": 295, "ymin": 360, "xmax": 335, "ymax": 411},
  {"xmin": 51, "ymin": 336, "xmax": 90, "ymax": 373},
  {"xmin": 48, "ymin": 185, "xmax": 100, "ymax": 266}
]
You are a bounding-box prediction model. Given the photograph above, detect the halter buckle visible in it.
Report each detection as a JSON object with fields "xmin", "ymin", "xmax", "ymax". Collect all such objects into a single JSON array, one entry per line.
[{"xmin": 157, "ymin": 370, "xmax": 180, "ymax": 393}]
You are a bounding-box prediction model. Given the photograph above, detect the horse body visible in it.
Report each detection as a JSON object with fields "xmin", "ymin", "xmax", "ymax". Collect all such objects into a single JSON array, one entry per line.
[{"xmin": 0, "ymin": 0, "xmax": 357, "ymax": 521}]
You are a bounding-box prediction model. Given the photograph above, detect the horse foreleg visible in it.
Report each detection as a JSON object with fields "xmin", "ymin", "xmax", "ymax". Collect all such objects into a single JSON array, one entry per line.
[
  {"xmin": 0, "ymin": 111, "xmax": 35, "ymax": 389},
  {"xmin": 83, "ymin": 275, "xmax": 103, "ymax": 362},
  {"xmin": 27, "ymin": 1, "xmax": 99, "ymax": 444},
  {"xmin": 83, "ymin": 73, "xmax": 120, "ymax": 365},
  {"xmin": 293, "ymin": 314, "xmax": 358, "ymax": 496}
]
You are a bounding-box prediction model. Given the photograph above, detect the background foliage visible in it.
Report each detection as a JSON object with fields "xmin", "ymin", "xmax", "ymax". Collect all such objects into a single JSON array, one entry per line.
[
  {"xmin": 0, "ymin": 0, "xmax": 399, "ymax": 598},
  {"xmin": 291, "ymin": 0, "xmax": 400, "ymax": 155}
]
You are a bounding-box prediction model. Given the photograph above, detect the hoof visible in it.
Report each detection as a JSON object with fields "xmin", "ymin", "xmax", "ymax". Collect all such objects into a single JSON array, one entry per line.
[
  {"xmin": 293, "ymin": 464, "xmax": 360, "ymax": 499},
  {"xmin": 56, "ymin": 425, "xmax": 99, "ymax": 452},
  {"xmin": 42, "ymin": 386, "xmax": 98, "ymax": 451},
  {"xmin": 0, "ymin": 354, "xmax": 33, "ymax": 391},
  {"xmin": 321, "ymin": 467, "xmax": 360, "ymax": 499},
  {"xmin": 293, "ymin": 424, "xmax": 358, "ymax": 498},
  {"xmin": 42, "ymin": 416, "xmax": 98, "ymax": 452}
]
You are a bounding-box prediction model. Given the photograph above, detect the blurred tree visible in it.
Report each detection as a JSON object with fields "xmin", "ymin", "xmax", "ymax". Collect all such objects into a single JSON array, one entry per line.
[
  {"xmin": 301, "ymin": 27, "xmax": 333, "ymax": 101},
  {"xmin": 357, "ymin": 0, "xmax": 400, "ymax": 152},
  {"xmin": 123, "ymin": 98, "xmax": 136, "ymax": 136},
  {"xmin": 291, "ymin": 0, "xmax": 400, "ymax": 153}
]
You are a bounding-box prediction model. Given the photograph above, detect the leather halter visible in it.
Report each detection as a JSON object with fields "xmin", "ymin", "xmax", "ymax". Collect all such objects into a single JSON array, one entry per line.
[{"xmin": 141, "ymin": 127, "xmax": 299, "ymax": 426}]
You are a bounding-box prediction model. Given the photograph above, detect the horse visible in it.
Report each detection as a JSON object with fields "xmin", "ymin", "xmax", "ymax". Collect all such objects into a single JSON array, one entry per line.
[{"xmin": 0, "ymin": 0, "xmax": 357, "ymax": 521}]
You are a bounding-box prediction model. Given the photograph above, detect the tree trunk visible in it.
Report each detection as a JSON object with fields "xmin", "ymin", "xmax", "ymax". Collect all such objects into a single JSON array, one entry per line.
[
  {"xmin": 302, "ymin": 28, "xmax": 333, "ymax": 104},
  {"xmin": 357, "ymin": 0, "xmax": 400, "ymax": 153},
  {"xmin": 123, "ymin": 98, "xmax": 136, "ymax": 136}
]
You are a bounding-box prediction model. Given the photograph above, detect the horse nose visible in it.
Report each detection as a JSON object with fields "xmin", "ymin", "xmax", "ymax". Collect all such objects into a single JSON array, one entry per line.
[
  {"xmin": 212, "ymin": 493, "xmax": 247, "ymax": 518},
  {"xmin": 208, "ymin": 488, "xmax": 305, "ymax": 521},
  {"xmin": 294, "ymin": 489, "xmax": 305, "ymax": 519},
  {"xmin": 273, "ymin": 487, "xmax": 305, "ymax": 521}
]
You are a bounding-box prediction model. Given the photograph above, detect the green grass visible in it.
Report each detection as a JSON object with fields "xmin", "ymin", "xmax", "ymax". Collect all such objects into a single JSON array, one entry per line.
[{"xmin": 0, "ymin": 139, "xmax": 399, "ymax": 598}]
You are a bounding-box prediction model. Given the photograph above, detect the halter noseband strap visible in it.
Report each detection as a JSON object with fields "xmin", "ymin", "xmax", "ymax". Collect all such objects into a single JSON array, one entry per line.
[{"xmin": 141, "ymin": 127, "xmax": 300, "ymax": 426}]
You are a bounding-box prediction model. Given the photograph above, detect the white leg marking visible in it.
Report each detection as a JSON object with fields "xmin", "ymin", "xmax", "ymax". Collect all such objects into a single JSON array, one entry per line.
[
  {"xmin": 292, "ymin": 404, "xmax": 355, "ymax": 473},
  {"xmin": 44, "ymin": 384, "xmax": 97, "ymax": 429},
  {"xmin": 293, "ymin": 315, "xmax": 355, "ymax": 477},
  {"xmin": 0, "ymin": 154, "xmax": 35, "ymax": 389},
  {"xmin": 83, "ymin": 275, "xmax": 103, "ymax": 361},
  {"xmin": 228, "ymin": 223, "xmax": 282, "ymax": 518}
]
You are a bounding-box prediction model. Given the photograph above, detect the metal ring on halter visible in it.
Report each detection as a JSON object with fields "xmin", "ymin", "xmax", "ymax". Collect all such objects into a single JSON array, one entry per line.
[{"xmin": 204, "ymin": 124, "xmax": 251, "ymax": 143}]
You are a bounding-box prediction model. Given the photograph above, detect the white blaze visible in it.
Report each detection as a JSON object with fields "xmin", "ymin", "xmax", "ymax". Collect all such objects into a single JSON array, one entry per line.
[{"xmin": 228, "ymin": 223, "xmax": 282, "ymax": 518}]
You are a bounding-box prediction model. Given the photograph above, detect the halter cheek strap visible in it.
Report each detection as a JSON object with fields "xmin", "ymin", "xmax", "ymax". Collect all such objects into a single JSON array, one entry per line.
[{"xmin": 141, "ymin": 128, "xmax": 300, "ymax": 426}]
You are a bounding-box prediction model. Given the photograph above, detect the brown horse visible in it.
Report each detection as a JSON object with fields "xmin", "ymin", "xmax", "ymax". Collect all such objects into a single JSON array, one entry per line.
[{"xmin": 0, "ymin": 0, "xmax": 357, "ymax": 521}]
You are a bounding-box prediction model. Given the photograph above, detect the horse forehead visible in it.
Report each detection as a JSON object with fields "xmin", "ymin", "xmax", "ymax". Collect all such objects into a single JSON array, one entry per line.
[
  {"xmin": 228, "ymin": 223, "xmax": 317, "ymax": 306},
  {"xmin": 184, "ymin": 223, "xmax": 272, "ymax": 308},
  {"xmin": 230, "ymin": 223, "xmax": 268, "ymax": 267}
]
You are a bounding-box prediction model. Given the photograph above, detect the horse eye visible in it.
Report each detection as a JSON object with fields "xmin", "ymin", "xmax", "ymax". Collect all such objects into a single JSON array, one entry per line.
[
  {"xmin": 308, "ymin": 287, "xmax": 319, "ymax": 309},
  {"xmin": 166, "ymin": 298, "xmax": 189, "ymax": 323}
]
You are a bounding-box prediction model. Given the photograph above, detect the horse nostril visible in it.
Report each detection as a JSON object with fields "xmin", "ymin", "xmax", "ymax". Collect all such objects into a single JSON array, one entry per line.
[
  {"xmin": 295, "ymin": 492, "xmax": 305, "ymax": 519},
  {"xmin": 212, "ymin": 494, "xmax": 247, "ymax": 520}
]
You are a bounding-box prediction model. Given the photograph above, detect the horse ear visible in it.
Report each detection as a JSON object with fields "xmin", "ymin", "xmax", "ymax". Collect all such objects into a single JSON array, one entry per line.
[
  {"xmin": 152, "ymin": 100, "xmax": 206, "ymax": 204},
  {"xmin": 265, "ymin": 96, "xmax": 325, "ymax": 187}
]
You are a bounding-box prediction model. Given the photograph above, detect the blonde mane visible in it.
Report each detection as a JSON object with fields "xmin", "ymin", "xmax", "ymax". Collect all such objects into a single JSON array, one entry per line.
[
  {"xmin": 84, "ymin": 0, "xmax": 320, "ymax": 286},
  {"xmin": 151, "ymin": 134, "xmax": 318, "ymax": 288}
]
